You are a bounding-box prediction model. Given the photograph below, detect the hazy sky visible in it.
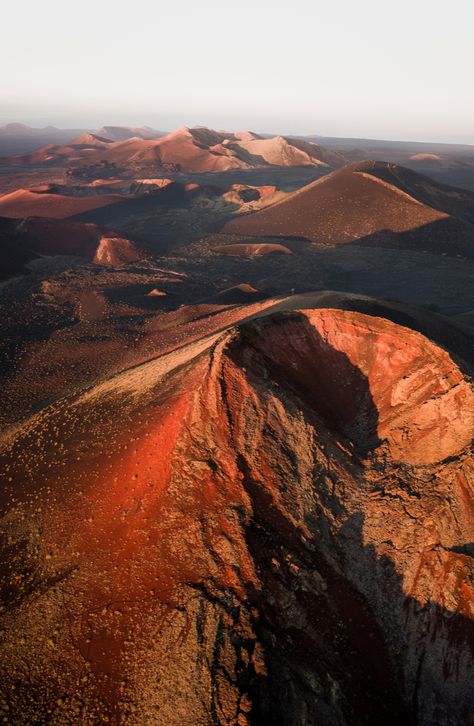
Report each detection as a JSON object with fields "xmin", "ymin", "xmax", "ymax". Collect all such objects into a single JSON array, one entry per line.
[{"xmin": 2, "ymin": 0, "xmax": 473, "ymax": 142}]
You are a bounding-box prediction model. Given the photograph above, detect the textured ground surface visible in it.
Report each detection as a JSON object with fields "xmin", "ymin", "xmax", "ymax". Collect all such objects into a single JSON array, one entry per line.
[
  {"xmin": 0, "ymin": 142, "xmax": 473, "ymax": 724},
  {"xmin": 0, "ymin": 304, "xmax": 473, "ymax": 724}
]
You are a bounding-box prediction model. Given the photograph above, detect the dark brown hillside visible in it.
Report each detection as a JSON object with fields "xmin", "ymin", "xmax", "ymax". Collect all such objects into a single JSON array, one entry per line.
[{"xmin": 222, "ymin": 162, "xmax": 474, "ymax": 257}]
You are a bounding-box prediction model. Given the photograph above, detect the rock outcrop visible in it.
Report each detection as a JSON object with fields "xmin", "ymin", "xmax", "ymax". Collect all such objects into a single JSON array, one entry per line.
[{"xmin": 0, "ymin": 308, "xmax": 472, "ymax": 725}]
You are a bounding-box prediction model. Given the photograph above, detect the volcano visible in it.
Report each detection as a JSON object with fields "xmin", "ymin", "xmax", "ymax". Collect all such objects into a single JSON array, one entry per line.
[
  {"xmin": 222, "ymin": 161, "xmax": 474, "ymax": 258},
  {"xmin": 3, "ymin": 127, "xmax": 346, "ymax": 174},
  {"xmin": 0, "ymin": 302, "xmax": 472, "ymax": 724}
]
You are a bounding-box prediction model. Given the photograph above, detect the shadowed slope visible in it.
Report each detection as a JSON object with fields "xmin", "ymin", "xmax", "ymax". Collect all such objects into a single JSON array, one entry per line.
[
  {"xmin": 0, "ymin": 215, "xmax": 147, "ymax": 275},
  {"xmin": 351, "ymin": 160, "xmax": 474, "ymax": 223},
  {"xmin": 222, "ymin": 162, "xmax": 474, "ymax": 257},
  {"xmin": 0, "ymin": 308, "xmax": 472, "ymax": 724}
]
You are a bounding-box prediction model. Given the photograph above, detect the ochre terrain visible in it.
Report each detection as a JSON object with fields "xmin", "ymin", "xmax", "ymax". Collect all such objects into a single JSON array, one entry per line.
[
  {"xmin": 0, "ymin": 189, "xmax": 126, "ymax": 219},
  {"xmin": 0, "ymin": 126, "xmax": 473, "ymax": 725},
  {"xmin": 3, "ymin": 127, "xmax": 345, "ymax": 174},
  {"xmin": 0, "ymin": 305, "xmax": 472, "ymax": 725},
  {"xmin": 222, "ymin": 161, "xmax": 474, "ymax": 257}
]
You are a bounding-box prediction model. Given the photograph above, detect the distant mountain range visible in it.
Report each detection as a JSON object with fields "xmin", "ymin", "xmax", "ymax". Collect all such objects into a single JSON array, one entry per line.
[
  {"xmin": 0, "ymin": 123, "xmax": 163, "ymax": 156},
  {"xmin": 2, "ymin": 123, "xmax": 474, "ymax": 189},
  {"xmin": 1, "ymin": 125, "xmax": 346, "ymax": 173}
]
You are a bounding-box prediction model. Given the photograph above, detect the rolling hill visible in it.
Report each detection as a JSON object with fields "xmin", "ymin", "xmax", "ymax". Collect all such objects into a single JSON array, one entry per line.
[
  {"xmin": 222, "ymin": 161, "xmax": 474, "ymax": 257},
  {"xmin": 0, "ymin": 188, "xmax": 126, "ymax": 219},
  {"xmin": 0, "ymin": 215, "xmax": 146, "ymax": 278},
  {"xmin": 3, "ymin": 126, "xmax": 346, "ymax": 173}
]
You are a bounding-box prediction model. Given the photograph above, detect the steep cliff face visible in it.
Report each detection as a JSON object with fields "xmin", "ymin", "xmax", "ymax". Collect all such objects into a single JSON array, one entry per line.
[{"xmin": 0, "ymin": 309, "xmax": 472, "ymax": 725}]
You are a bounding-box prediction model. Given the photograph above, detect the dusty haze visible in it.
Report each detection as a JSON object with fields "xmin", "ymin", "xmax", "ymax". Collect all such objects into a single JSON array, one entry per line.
[{"xmin": 2, "ymin": 0, "xmax": 474, "ymax": 143}]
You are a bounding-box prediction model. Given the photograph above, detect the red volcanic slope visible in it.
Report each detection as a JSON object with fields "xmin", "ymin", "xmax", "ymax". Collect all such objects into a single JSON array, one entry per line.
[
  {"xmin": 5, "ymin": 126, "xmax": 346, "ymax": 172},
  {"xmin": 222, "ymin": 161, "xmax": 474, "ymax": 256},
  {"xmin": 0, "ymin": 307, "xmax": 472, "ymax": 724},
  {"xmin": 117, "ymin": 133, "xmax": 245, "ymax": 171},
  {"xmin": 92, "ymin": 129, "xmax": 344, "ymax": 171},
  {"xmin": 92, "ymin": 127, "xmax": 250, "ymax": 171},
  {"xmin": 0, "ymin": 189, "xmax": 126, "ymax": 219},
  {"xmin": 2, "ymin": 128, "xmax": 243, "ymax": 170},
  {"xmin": 226, "ymin": 134, "xmax": 344, "ymax": 168}
]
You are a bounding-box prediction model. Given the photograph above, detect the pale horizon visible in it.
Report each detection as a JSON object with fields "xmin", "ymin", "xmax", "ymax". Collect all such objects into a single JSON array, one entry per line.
[
  {"xmin": 1, "ymin": 113, "xmax": 474, "ymax": 147},
  {"xmin": 2, "ymin": 0, "xmax": 473, "ymax": 145}
]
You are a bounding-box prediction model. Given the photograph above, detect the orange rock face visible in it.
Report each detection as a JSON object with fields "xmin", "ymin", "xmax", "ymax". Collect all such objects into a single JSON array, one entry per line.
[
  {"xmin": 244, "ymin": 310, "xmax": 473, "ymax": 465},
  {"xmin": 0, "ymin": 308, "xmax": 472, "ymax": 724}
]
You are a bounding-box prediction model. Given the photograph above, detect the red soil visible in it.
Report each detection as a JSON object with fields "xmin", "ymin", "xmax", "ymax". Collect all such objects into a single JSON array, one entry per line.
[
  {"xmin": 0, "ymin": 189, "xmax": 126, "ymax": 219},
  {"xmin": 0, "ymin": 307, "xmax": 472, "ymax": 723}
]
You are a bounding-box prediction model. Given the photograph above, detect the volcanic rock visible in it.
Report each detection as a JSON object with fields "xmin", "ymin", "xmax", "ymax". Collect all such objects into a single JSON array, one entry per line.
[{"xmin": 0, "ymin": 308, "xmax": 472, "ymax": 724}]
